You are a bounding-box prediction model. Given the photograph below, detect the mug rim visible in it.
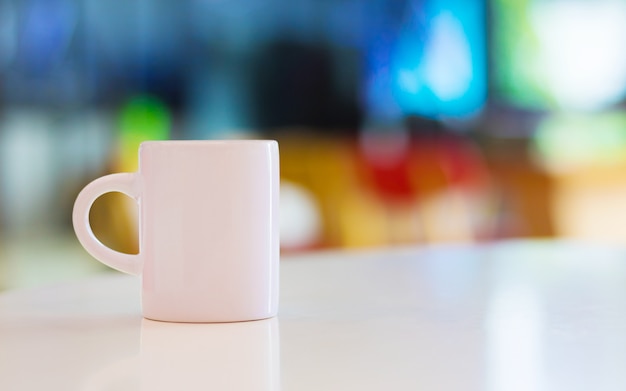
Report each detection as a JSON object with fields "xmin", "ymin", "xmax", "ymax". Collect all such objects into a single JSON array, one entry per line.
[{"xmin": 140, "ymin": 140, "xmax": 278, "ymax": 153}]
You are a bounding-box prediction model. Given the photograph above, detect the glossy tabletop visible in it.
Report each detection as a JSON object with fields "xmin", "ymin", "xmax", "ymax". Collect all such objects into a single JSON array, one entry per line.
[{"xmin": 1, "ymin": 240, "xmax": 626, "ymax": 390}]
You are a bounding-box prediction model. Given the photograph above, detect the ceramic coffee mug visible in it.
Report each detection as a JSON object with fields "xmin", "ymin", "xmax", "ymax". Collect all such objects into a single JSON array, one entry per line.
[{"xmin": 73, "ymin": 140, "xmax": 279, "ymax": 323}]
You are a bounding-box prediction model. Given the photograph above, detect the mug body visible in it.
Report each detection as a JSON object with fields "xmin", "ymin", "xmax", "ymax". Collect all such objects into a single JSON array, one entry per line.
[{"xmin": 139, "ymin": 141, "xmax": 279, "ymax": 322}]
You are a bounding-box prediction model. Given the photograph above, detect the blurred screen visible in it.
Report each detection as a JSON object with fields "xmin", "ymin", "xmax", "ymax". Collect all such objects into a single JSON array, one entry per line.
[{"xmin": 0, "ymin": 0, "xmax": 487, "ymax": 132}]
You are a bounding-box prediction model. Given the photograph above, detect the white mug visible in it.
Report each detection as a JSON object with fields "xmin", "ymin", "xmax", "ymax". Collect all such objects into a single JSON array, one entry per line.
[{"xmin": 73, "ymin": 140, "xmax": 280, "ymax": 323}]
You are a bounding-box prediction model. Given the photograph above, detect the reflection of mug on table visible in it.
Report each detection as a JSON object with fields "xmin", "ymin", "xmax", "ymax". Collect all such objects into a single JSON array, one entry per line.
[
  {"xmin": 73, "ymin": 140, "xmax": 280, "ymax": 323},
  {"xmin": 140, "ymin": 318, "xmax": 280, "ymax": 391}
]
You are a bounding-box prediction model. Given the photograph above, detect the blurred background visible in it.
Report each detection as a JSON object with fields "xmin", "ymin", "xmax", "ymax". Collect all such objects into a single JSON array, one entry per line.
[{"xmin": 2, "ymin": 0, "xmax": 626, "ymax": 289}]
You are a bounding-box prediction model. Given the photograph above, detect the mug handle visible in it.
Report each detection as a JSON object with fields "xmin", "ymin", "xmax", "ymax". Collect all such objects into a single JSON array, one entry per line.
[{"xmin": 72, "ymin": 173, "xmax": 143, "ymax": 276}]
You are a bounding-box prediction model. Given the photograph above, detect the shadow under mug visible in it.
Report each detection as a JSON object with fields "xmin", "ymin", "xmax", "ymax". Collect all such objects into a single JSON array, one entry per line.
[{"xmin": 72, "ymin": 140, "xmax": 280, "ymax": 323}]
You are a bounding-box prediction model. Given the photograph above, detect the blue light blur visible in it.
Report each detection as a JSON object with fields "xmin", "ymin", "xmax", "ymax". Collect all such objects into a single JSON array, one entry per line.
[
  {"xmin": 365, "ymin": 0, "xmax": 486, "ymax": 121},
  {"xmin": 16, "ymin": 0, "xmax": 76, "ymax": 76}
]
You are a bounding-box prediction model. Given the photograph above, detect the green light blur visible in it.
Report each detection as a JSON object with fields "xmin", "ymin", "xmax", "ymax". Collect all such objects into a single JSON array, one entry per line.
[
  {"xmin": 533, "ymin": 112, "xmax": 626, "ymax": 171},
  {"xmin": 118, "ymin": 95, "xmax": 171, "ymax": 171},
  {"xmin": 492, "ymin": 0, "xmax": 554, "ymax": 109}
]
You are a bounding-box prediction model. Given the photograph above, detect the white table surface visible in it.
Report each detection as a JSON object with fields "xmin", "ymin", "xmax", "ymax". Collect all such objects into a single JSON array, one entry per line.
[{"xmin": 1, "ymin": 240, "xmax": 626, "ymax": 390}]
